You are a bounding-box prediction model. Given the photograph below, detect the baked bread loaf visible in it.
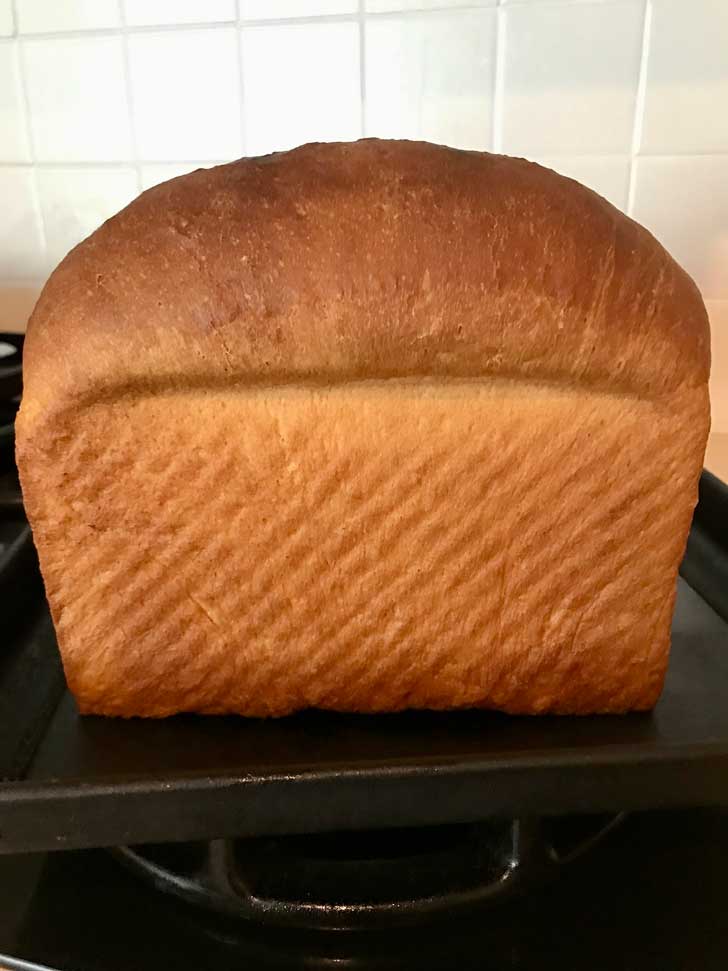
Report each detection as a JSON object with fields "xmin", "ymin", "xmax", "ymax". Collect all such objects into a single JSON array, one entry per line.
[{"xmin": 17, "ymin": 139, "xmax": 710, "ymax": 717}]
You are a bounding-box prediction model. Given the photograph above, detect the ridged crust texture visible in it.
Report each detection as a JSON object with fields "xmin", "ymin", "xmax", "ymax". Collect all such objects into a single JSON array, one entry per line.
[{"xmin": 17, "ymin": 140, "xmax": 710, "ymax": 717}]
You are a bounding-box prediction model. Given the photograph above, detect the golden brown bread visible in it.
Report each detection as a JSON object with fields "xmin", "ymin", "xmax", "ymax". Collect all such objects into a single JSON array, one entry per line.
[{"xmin": 17, "ymin": 139, "xmax": 710, "ymax": 717}]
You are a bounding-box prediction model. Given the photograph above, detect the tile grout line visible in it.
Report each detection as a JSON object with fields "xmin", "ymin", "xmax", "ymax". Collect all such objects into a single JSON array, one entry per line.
[
  {"xmin": 235, "ymin": 0, "xmax": 248, "ymax": 156},
  {"xmin": 5, "ymin": 19, "xmax": 239, "ymax": 42},
  {"xmin": 0, "ymin": 160, "xmax": 232, "ymax": 169},
  {"xmin": 491, "ymin": 0, "xmax": 506, "ymax": 153},
  {"xmin": 627, "ymin": 0, "xmax": 651, "ymax": 217},
  {"xmin": 358, "ymin": 0, "xmax": 367, "ymax": 138},
  {"xmin": 10, "ymin": 0, "xmax": 49, "ymax": 273},
  {"xmin": 490, "ymin": 0, "xmax": 642, "ymax": 6},
  {"xmin": 117, "ymin": 0, "xmax": 143, "ymax": 194},
  {"xmin": 0, "ymin": 5, "xmax": 503, "ymax": 42},
  {"xmin": 9, "ymin": 7, "xmax": 32, "ymax": 161}
]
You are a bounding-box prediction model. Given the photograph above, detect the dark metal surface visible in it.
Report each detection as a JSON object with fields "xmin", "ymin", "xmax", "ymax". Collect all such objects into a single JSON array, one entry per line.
[
  {"xmin": 108, "ymin": 813, "xmax": 627, "ymax": 930},
  {"xmin": 2, "ymin": 808, "xmax": 728, "ymax": 970},
  {"xmin": 0, "ymin": 332, "xmax": 22, "ymax": 401},
  {"xmin": 0, "ymin": 571, "xmax": 726, "ymax": 855},
  {"xmin": 3, "ymin": 334, "xmax": 728, "ymax": 964},
  {"xmin": 682, "ymin": 470, "xmax": 728, "ymax": 623},
  {"xmin": 0, "ymin": 333, "xmax": 22, "ymax": 475},
  {"xmin": 1, "ymin": 447, "xmax": 727, "ymax": 856},
  {"xmin": 0, "ymin": 516, "xmax": 64, "ymax": 785}
]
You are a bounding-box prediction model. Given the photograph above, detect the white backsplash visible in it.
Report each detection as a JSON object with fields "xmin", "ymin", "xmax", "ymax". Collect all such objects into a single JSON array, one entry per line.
[{"xmin": 0, "ymin": 0, "xmax": 726, "ymax": 427}]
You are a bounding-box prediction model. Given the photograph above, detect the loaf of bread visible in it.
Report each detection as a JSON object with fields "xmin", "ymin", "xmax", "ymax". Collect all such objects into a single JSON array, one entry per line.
[{"xmin": 17, "ymin": 140, "xmax": 710, "ymax": 717}]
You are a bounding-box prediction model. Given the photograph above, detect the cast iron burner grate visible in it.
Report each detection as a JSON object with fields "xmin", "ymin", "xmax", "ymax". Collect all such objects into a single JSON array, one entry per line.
[{"xmin": 111, "ymin": 814, "xmax": 626, "ymax": 931}]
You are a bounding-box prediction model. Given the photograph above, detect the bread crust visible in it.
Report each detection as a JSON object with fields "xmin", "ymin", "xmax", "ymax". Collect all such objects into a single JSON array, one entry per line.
[
  {"xmin": 16, "ymin": 140, "xmax": 711, "ymax": 717},
  {"xmin": 20, "ymin": 140, "xmax": 708, "ymax": 422}
]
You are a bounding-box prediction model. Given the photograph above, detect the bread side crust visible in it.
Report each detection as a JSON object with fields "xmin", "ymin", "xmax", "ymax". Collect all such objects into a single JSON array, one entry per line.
[
  {"xmin": 19, "ymin": 379, "xmax": 709, "ymax": 717},
  {"xmin": 19, "ymin": 140, "xmax": 709, "ymax": 433},
  {"xmin": 16, "ymin": 140, "xmax": 712, "ymax": 717}
]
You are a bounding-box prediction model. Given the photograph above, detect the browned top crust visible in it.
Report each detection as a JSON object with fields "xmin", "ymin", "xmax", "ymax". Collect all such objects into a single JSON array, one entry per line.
[{"xmin": 20, "ymin": 139, "xmax": 710, "ymax": 422}]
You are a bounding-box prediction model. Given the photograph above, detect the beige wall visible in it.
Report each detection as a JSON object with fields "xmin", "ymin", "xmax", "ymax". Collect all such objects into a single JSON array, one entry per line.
[
  {"xmin": 0, "ymin": 285, "xmax": 36, "ymax": 333},
  {"xmin": 707, "ymin": 301, "xmax": 728, "ymax": 479}
]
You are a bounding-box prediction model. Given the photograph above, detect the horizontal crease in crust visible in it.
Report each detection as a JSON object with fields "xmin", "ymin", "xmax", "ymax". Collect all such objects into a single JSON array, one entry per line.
[{"xmin": 53, "ymin": 372, "xmax": 681, "ymax": 414}]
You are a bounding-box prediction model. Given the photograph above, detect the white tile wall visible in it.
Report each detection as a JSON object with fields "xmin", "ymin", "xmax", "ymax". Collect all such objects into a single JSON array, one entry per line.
[
  {"xmin": 501, "ymin": 1, "xmax": 644, "ymax": 155},
  {"xmin": 632, "ymin": 155, "xmax": 728, "ymax": 301},
  {"xmin": 0, "ymin": 0, "xmax": 14, "ymax": 35},
  {"xmin": 124, "ymin": 0, "xmax": 237, "ymax": 27},
  {"xmin": 366, "ymin": 10, "xmax": 495, "ymax": 151},
  {"xmin": 367, "ymin": 0, "xmax": 495, "ymax": 9},
  {"xmin": 0, "ymin": 42, "xmax": 30, "ymax": 161},
  {"xmin": 128, "ymin": 28, "xmax": 242, "ymax": 161},
  {"xmin": 0, "ymin": 0, "xmax": 726, "ymax": 431},
  {"xmin": 530, "ymin": 156, "xmax": 631, "ymax": 213},
  {"xmin": 37, "ymin": 167, "xmax": 139, "ymax": 268},
  {"xmin": 243, "ymin": 0, "xmax": 357, "ymax": 16},
  {"xmin": 22, "ymin": 36, "xmax": 132, "ymax": 161},
  {"xmin": 16, "ymin": 0, "xmax": 120, "ymax": 33},
  {"xmin": 641, "ymin": 0, "xmax": 728, "ymax": 154},
  {"xmin": 242, "ymin": 21, "xmax": 360, "ymax": 155},
  {"xmin": 0, "ymin": 168, "xmax": 44, "ymax": 277},
  {"xmin": 140, "ymin": 162, "xmax": 224, "ymax": 191}
]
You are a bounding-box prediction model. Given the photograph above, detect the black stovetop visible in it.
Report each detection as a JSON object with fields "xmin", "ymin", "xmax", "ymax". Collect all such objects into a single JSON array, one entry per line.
[
  {"xmin": 3, "ymin": 330, "xmax": 728, "ymax": 968},
  {"xmin": 2, "ymin": 808, "xmax": 728, "ymax": 970}
]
